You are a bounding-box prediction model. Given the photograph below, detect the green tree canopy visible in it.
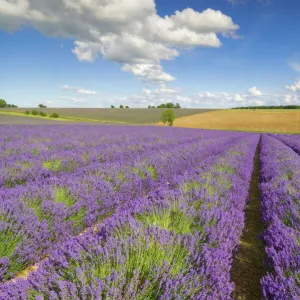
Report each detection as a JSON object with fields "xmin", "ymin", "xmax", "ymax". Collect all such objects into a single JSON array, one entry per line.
[
  {"xmin": 161, "ymin": 109, "xmax": 176, "ymax": 127},
  {"xmin": 0, "ymin": 99, "xmax": 7, "ymax": 108},
  {"xmin": 119, "ymin": 105, "xmax": 124, "ymax": 108},
  {"xmin": 111, "ymin": 105, "xmax": 115, "ymax": 108}
]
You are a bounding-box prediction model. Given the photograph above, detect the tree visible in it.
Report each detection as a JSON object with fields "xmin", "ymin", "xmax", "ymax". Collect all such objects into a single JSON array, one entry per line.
[
  {"xmin": 119, "ymin": 105, "xmax": 124, "ymax": 108},
  {"xmin": 125, "ymin": 105, "xmax": 129, "ymax": 108},
  {"xmin": 165, "ymin": 102, "xmax": 175, "ymax": 108},
  {"xmin": 148, "ymin": 105, "xmax": 151, "ymax": 108},
  {"xmin": 39, "ymin": 104, "xmax": 47, "ymax": 108},
  {"xmin": 161, "ymin": 110, "xmax": 176, "ymax": 127},
  {"xmin": 175, "ymin": 103, "xmax": 181, "ymax": 108},
  {"xmin": 0, "ymin": 99, "xmax": 7, "ymax": 108},
  {"xmin": 6, "ymin": 104, "xmax": 12, "ymax": 108},
  {"xmin": 111, "ymin": 105, "xmax": 115, "ymax": 108}
]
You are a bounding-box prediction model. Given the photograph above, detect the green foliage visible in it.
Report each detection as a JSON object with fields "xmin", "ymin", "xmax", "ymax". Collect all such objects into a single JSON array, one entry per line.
[
  {"xmin": 161, "ymin": 109, "xmax": 176, "ymax": 126},
  {"xmin": 25, "ymin": 110, "xmax": 30, "ymax": 115},
  {"xmin": 65, "ymin": 207, "xmax": 87, "ymax": 229},
  {"xmin": 119, "ymin": 105, "xmax": 124, "ymax": 108},
  {"xmin": 55, "ymin": 188, "xmax": 76, "ymax": 207},
  {"xmin": 125, "ymin": 105, "xmax": 129, "ymax": 108},
  {"xmin": 6, "ymin": 104, "xmax": 12, "ymax": 108},
  {"xmin": 50, "ymin": 113, "xmax": 59, "ymax": 118},
  {"xmin": 43, "ymin": 159, "xmax": 62, "ymax": 172},
  {"xmin": 137, "ymin": 206, "xmax": 201, "ymax": 235},
  {"xmin": 233, "ymin": 105, "xmax": 300, "ymax": 109},
  {"xmin": 39, "ymin": 104, "xmax": 47, "ymax": 108},
  {"xmin": 111, "ymin": 105, "xmax": 115, "ymax": 108},
  {"xmin": 157, "ymin": 102, "xmax": 181, "ymax": 109},
  {"xmin": 39, "ymin": 111, "xmax": 47, "ymax": 117},
  {"xmin": 31, "ymin": 110, "xmax": 39, "ymax": 116},
  {"xmin": 0, "ymin": 99, "xmax": 7, "ymax": 108}
]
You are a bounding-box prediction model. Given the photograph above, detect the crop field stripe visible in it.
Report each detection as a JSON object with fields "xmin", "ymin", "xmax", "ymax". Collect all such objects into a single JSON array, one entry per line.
[
  {"xmin": 268, "ymin": 133, "xmax": 300, "ymax": 156},
  {"xmin": 231, "ymin": 135, "xmax": 265, "ymax": 299},
  {"xmin": 1, "ymin": 131, "xmax": 243, "ymax": 283}
]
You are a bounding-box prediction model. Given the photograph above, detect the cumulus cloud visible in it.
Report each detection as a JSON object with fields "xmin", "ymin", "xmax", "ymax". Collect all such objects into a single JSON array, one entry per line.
[
  {"xmin": 121, "ymin": 64, "xmax": 176, "ymax": 83},
  {"xmin": 283, "ymin": 94, "xmax": 299, "ymax": 104},
  {"xmin": 0, "ymin": 0, "xmax": 239, "ymax": 82},
  {"xmin": 285, "ymin": 80, "xmax": 300, "ymax": 92},
  {"xmin": 248, "ymin": 86, "xmax": 262, "ymax": 96}
]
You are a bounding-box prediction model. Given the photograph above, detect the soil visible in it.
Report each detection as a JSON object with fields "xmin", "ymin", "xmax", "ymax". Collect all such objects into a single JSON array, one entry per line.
[{"xmin": 231, "ymin": 138, "xmax": 265, "ymax": 300}]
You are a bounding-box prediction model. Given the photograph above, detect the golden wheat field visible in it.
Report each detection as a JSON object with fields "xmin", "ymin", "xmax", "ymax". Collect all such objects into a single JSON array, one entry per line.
[{"xmin": 168, "ymin": 109, "xmax": 300, "ymax": 133}]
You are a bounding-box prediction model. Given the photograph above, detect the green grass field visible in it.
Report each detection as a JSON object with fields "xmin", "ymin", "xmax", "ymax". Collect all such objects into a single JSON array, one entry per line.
[{"xmin": 2, "ymin": 108, "xmax": 214, "ymax": 124}]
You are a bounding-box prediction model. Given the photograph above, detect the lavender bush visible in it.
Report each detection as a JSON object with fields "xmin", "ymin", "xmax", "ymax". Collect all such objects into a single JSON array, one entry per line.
[
  {"xmin": 260, "ymin": 134, "xmax": 300, "ymax": 298},
  {"xmin": 0, "ymin": 125, "xmax": 259, "ymax": 299}
]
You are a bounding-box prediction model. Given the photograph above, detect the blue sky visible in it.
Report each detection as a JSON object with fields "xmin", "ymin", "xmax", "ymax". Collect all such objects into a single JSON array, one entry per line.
[{"xmin": 0, "ymin": 0, "xmax": 300, "ymax": 108}]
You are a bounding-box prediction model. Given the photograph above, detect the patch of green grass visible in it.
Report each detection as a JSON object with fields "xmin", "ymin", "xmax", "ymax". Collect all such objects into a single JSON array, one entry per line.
[
  {"xmin": 15, "ymin": 161, "xmax": 31, "ymax": 170},
  {"xmin": 146, "ymin": 165, "xmax": 157, "ymax": 179},
  {"xmin": 65, "ymin": 207, "xmax": 87, "ymax": 229},
  {"xmin": 30, "ymin": 148, "xmax": 40, "ymax": 155},
  {"xmin": 27, "ymin": 198, "xmax": 44, "ymax": 221},
  {"xmin": 55, "ymin": 188, "xmax": 76, "ymax": 207},
  {"xmin": 0, "ymin": 229, "xmax": 23, "ymax": 259},
  {"xmin": 43, "ymin": 159, "xmax": 62, "ymax": 172},
  {"xmin": 27, "ymin": 290, "xmax": 44, "ymax": 300},
  {"xmin": 214, "ymin": 163, "xmax": 235, "ymax": 174},
  {"xmin": 136, "ymin": 206, "xmax": 203, "ymax": 235}
]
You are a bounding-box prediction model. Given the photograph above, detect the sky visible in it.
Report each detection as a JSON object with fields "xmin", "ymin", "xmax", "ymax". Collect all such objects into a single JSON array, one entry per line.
[{"xmin": 0, "ymin": 0, "xmax": 300, "ymax": 108}]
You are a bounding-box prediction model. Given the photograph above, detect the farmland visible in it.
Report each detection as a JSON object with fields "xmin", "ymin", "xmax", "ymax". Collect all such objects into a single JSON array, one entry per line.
[
  {"xmin": 1, "ymin": 108, "xmax": 213, "ymax": 124},
  {"xmin": 172, "ymin": 109, "xmax": 300, "ymax": 134},
  {"xmin": 0, "ymin": 124, "xmax": 299, "ymax": 299}
]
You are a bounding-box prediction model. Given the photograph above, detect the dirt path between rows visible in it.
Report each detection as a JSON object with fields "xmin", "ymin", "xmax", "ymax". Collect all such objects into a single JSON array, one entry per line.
[{"xmin": 231, "ymin": 137, "xmax": 265, "ymax": 300}]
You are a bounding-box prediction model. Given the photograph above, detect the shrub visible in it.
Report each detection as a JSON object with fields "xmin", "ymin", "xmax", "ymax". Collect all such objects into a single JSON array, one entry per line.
[
  {"xmin": 31, "ymin": 110, "xmax": 39, "ymax": 116},
  {"xmin": 0, "ymin": 99, "xmax": 7, "ymax": 108},
  {"xmin": 39, "ymin": 111, "xmax": 47, "ymax": 117},
  {"xmin": 25, "ymin": 111, "xmax": 30, "ymax": 115},
  {"xmin": 50, "ymin": 113, "xmax": 59, "ymax": 118},
  {"xmin": 161, "ymin": 110, "xmax": 176, "ymax": 127}
]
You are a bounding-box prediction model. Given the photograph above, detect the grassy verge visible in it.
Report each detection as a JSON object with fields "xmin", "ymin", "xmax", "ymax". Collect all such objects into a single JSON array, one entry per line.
[{"xmin": 0, "ymin": 111, "xmax": 129, "ymax": 124}]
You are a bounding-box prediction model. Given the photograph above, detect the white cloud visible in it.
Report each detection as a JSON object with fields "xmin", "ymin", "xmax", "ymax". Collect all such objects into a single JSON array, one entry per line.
[
  {"xmin": 61, "ymin": 84, "xmax": 74, "ymax": 90},
  {"xmin": 283, "ymin": 94, "xmax": 299, "ymax": 104},
  {"xmin": 0, "ymin": 0, "xmax": 239, "ymax": 82},
  {"xmin": 60, "ymin": 96, "xmax": 88, "ymax": 103},
  {"xmin": 77, "ymin": 89, "xmax": 97, "ymax": 95},
  {"xmin": 121, "ymin": 64, "xmax": 176, "ymax": 83},
  {"xmin": 285, "ymin": 80, "xmax": 300, "ymax": 92},
  {"xmin": 248, "ymin": 86, "xmax": 262, "ymax": 96},
  {"xmin": 61, "ymin": 85, "xmax": 97, "ymax": 95},
  {"xmin": 234, "ymin": 93, "xmax": 244, "ymax": 101}
]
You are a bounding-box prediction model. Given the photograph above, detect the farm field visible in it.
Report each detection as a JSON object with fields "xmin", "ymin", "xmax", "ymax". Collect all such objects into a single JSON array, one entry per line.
[
  {"xmin": 0, "ymin": 125, "xmax": 299, "ymax": 299},
  {"xmin": 171, "ymin": 109, "xmax": 300, "ymax": 133},
  {"xmin": 1, "ymin": 108, "xmax": 214, "ymax": 124}
]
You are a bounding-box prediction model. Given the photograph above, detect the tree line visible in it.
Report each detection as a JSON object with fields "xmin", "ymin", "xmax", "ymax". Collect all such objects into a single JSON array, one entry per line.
[
  {"xmin": 233, "ymin": 105, "xmax": 300, "ymax": 109},
  {"xmin": 148, "ymin": 102, "xmax": 181, "ymax": 109},
  {"xmin": 0, "ymin": 99, "xmax": 18, "ymax": 108}
]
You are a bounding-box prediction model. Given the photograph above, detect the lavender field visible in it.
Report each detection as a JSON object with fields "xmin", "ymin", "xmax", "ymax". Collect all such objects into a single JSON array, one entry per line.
[{"xmin": 0, "ymin": 125, "xmax": 299, "ymax": 299}]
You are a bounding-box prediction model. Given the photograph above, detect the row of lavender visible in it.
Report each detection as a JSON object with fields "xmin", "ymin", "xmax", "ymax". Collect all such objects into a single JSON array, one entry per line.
[
  {"xmin": 270, "ymin": 133, "xmax": 300, "ymax": 155},
  {"xmin": 1, "ymin": 128, "xmax": 259, "ymax": 299},
  {"xmin": 260, "ymin": 134, "xmax": 300, "ymax": 298},
  {"xmin": 0, "ymin": 126, "xmax": 248, "ymax": 283},
  {"xmin": 0, "ymin": 126, "xmax": 208, "ymax": 188}
]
